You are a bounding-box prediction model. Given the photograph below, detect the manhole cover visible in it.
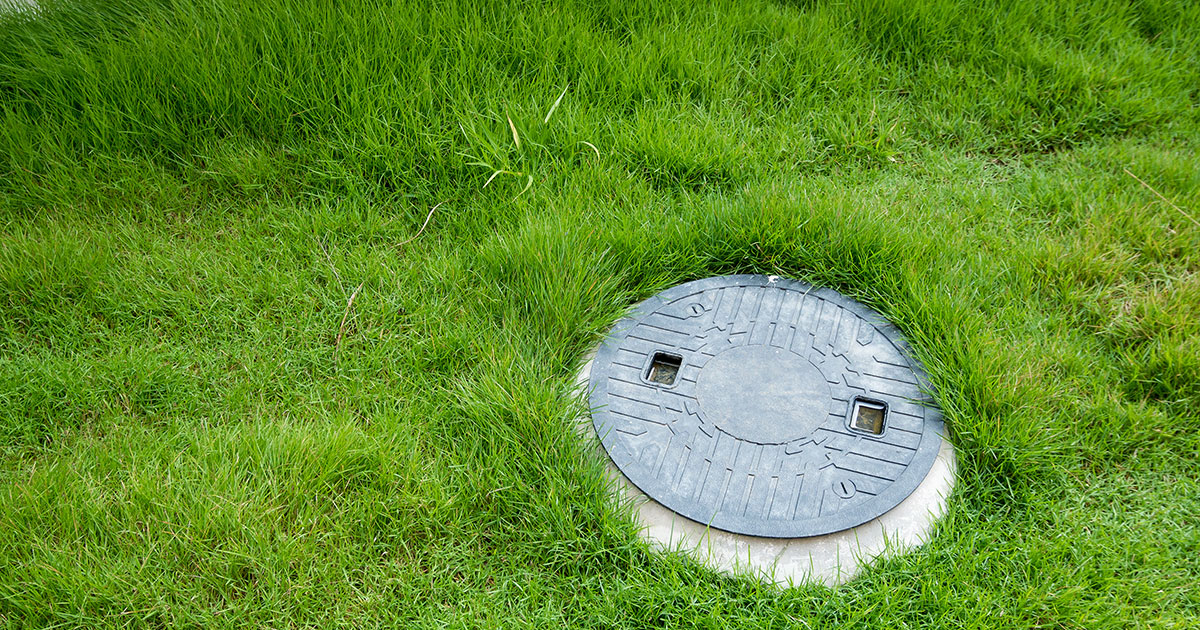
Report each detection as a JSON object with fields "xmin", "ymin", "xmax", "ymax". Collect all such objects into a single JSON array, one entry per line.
[{"xmin": 588, "ymin": 275, "xmax": 945, "ymax": 538}]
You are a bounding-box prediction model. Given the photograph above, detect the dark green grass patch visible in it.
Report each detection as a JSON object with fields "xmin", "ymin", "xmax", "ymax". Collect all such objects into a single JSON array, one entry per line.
[{"xmin": 2, "ymin": 0, "xmax": 1199, "ymax": 627}]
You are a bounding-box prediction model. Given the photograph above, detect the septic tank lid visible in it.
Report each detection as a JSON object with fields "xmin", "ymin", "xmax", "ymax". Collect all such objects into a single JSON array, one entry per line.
[{"xmin": 588, "ymin": 275, "xmax": 945, "ymax": 538}]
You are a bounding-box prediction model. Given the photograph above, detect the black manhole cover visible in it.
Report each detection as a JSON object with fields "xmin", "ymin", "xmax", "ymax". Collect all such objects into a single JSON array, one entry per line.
[{"xmin": 588, "ymin": 275, "xmax": 945, "ymax": 538}]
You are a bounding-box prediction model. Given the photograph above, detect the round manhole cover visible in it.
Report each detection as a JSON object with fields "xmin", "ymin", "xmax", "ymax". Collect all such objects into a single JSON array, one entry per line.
[{"xmin": 588, "ymin": 275, "xmax": 945, "ymax": 538}]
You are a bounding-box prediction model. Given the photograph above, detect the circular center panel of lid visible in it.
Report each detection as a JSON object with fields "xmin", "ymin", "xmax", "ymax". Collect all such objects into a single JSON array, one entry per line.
[
  {"xmin": 588, "ymin": 275, "xmax": 945, "ymax": 538},
  {"xmin": 695, "ymin": 345, "xmax": 830, "ymax": 445}
]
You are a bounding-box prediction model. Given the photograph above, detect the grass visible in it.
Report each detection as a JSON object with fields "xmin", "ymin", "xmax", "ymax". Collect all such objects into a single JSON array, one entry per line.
[{"xmin": 0, "ymin": 0, "xmax": 1198, "ymax": 627}]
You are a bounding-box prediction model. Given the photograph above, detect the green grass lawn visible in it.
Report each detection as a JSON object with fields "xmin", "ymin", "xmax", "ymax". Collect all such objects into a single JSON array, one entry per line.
[{"xmin": 1, "ymin": 0, "xmax": 1199, "ymax": 626}]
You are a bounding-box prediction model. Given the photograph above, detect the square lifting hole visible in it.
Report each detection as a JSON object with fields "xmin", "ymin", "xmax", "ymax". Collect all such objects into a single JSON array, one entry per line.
[
  {"xmin": 645, "ymin": 352, "xmax": 682, "ymax": 386},
  {"xmin": 850, "ymin": 399, "xmax": 887, "ymax": 435}
]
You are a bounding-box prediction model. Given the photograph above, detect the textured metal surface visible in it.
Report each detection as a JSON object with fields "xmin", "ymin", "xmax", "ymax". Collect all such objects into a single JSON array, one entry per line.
[{"xmin": 588, "ymin": 275, "xmax": 945, "ymax": 538}]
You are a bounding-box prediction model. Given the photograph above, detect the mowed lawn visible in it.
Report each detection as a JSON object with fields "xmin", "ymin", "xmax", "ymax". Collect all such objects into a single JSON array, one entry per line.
[{"xmin": 1, "ymin": 0, "xmax": 1199, "ymax": 627}]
